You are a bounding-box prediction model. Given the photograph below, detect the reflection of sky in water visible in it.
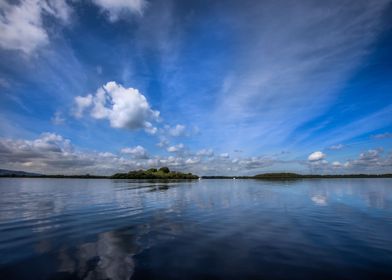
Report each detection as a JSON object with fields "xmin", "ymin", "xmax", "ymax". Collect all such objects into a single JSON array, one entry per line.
[
  {"xmin": 311, "ymin": 195, "xmax": 327, "ymax": 206},
  {"xmin": 0, "ymin": 178, "xmax": 392, "ymax": 279}
]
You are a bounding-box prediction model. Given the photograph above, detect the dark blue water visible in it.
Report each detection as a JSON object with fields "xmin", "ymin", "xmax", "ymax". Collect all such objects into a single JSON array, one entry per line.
[{"xmin": 0, "ymin": 178, "xmax": 391, "ymax": 280}]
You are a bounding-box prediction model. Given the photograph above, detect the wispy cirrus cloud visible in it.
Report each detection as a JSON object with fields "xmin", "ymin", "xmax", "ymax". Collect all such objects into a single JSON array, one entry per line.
[
  {"xmin": 208, "ymin": 0, "xmax": 391, "ymax": 153},
  {"xmin": 372, "ymin": 132, "xmax": 392, "ymax": 139},
  {"xmin": 327, "ymin": 144, "xmax": 345, "ymax": 151}
]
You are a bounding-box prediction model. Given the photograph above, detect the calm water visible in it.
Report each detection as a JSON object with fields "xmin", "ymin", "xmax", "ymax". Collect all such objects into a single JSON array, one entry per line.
[{"xmin": 0, "ymin": 178, "xmax": 392, "ymax": 280}]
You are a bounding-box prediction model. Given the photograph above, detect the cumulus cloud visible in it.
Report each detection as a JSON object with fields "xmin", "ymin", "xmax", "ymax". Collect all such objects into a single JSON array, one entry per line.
[
  {"xmin": 308, "ymin": 151, "xmax": 326, "ymax": 161},
  {"xmin": 74, "ymin": 81, "xmax": 160, "ymax": 133},
  {"xmin": 0, "ymin": 0, "xmax": 71, "ymax": 54},
  {"xmin": 0, "ymin": 133, "xmax": 135, "ymax": 175},
  {"xmin": 73, "ymin": 94, "xmax": 93, "ymax": 118},
  {"xmin": 167, "ymin": 143, "xmax": 184, "ymax": 153},
  {"xmin": 343, "ymin": 149, "xmax": 389, "ymax": 170},
  {"xmin": 303, "ymin": 148, "xmax": 391, "ymax": 173},
  {"xmin": 1, "ymin": 133, "xmax": 388, "ymax": 176},
  {"xmin": 92, "ymin": 0, "xmax": 146, "ymax": 21},
  {"xmin": 121, "ymin": 145, "xmax": 149, "ymax": 159},
  {"xmin": 358, "ymin": 149, "xmax": 382, "ymax": 161},
  {"xmin": 143, "ymin": 122, "xmax": 158, "ymax": 135},
  {"xmin": 0, "ymin": 133, "xmax": 73, "ymax": 168}
]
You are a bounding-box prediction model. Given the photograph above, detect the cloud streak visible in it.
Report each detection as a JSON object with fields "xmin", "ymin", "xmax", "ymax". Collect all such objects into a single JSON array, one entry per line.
[{"xmin": 210, "ymin": 0, "xmax": 391, "ymax": 152}]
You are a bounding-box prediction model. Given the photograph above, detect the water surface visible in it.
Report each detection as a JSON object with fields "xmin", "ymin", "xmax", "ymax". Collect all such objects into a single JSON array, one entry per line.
[{"xmin": 0, "ymin": 178, "xmax": 391, "ymax": 279}]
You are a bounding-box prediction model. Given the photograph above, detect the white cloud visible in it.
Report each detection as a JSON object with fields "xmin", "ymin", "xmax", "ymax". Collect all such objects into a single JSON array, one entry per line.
[
  {"xmin": 168, "ymin": 124, "xmax": 186, "ymax": 137},
  {"xmin": 304, "ymin": 148, "xmax": 391, "ymax": 173},
  {"xmin": 157, "ymin": 137, "xmax": 169, "ymax": 148},
  {"xmin": 237, "ymin": 156, "xmax": 274, "ymax": 170},
  {"xmin": 328, "ymin": 144, "xmax": 344, "ymax": 151},
  {"xmin": 1, "ymin": 133, "xmax": 389, "ymax": 176},
  {"xmin": 74, "ymin": 81, "xmax": 160, "ymax": 132},
  {"xmin": 92, "ymin": 0, "xmax": 146, "ymax": 21},
  {"xmin": 51, "ymin": 111, "xmax": 66, "ymax": 125},
  {"xmin": 0, "ymin": 133, "xmax": 274, "ymax": 175},
  {"xmin": 219, "ymin": 153, "xmax": 230, "ymax": 159},
  {"xmin": 73, "ymin": 94, "xmax": 93, "ymax": 118},
  {"xmin": 167, "ymin": 143, "xmax": 184, "ymax": 153},
  {"xmin": 121, "ymin": 145, "xmax": 148, "ymax": 159},
  {"xmin": 353, "ymin": 149, "xmax": 391, "ymax": 170},
  {"xmin": 0, "ymin": 0, "xmax": 71, "ymax": 54},
  {"xmin": 0, "ymin": 133, "xmax": 134, "ymax": 175},
  {"xmin": 308, "ymin": 151, "xmax": 326, "ymax": 162},
  {"xmin": 0, "ymin": 132, "xmax": 69, "ymax": 158},
  {"xmin": 346, "ymin": 149, "xmax": 386, "ymax": 168},
  {"xmin": 196, "ymin": 148, "xmax": 214, "ymax": 157},
  {"xmin": 41, "ymin": 0, "xmax": 71, "ymax": 22},
  {"xmin": 332, "ymin": 161, "xmax": 342, "ymax": 168},
  {"xmin": 185, "ymin": 157, "xmax": 200, "ymax": 165},
  {"xmin": 143, "ymin": 122, "xmax": 157, "ymax": 135}
]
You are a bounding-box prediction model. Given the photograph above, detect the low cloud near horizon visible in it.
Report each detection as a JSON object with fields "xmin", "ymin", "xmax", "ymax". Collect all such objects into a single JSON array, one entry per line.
[{"xmin": 0, "ymin": 133, "xmax": 391, "ymax": 175}]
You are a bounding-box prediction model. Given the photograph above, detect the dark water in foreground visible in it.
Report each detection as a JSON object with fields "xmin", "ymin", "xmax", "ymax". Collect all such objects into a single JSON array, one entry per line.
[{"xmin": 0, "ymin": 178, "xmax": 392, "ymax": 280}]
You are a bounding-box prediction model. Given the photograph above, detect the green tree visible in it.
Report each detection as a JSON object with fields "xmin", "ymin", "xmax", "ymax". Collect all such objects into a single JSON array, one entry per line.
[{"xmin": 159, "ymin": 167, "xmax": 170, "ymax": 173}]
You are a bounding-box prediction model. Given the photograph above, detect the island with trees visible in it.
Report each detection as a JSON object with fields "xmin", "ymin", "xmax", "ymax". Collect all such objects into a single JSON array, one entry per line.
[{"xmin": 111, "ymin": 167, "xmax": 199, "ymax": 179}]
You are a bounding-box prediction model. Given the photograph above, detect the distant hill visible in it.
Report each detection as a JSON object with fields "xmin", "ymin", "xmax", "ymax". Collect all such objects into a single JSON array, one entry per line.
[{"xmin": 0, "ymin": 169, "xmax": 42, "ymax": 177}]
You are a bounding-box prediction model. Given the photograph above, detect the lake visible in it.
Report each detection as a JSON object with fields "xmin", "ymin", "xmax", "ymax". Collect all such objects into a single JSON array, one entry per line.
[{"xmin": 0, "ymin": 178, "xmax": 391, "ymax": 280}]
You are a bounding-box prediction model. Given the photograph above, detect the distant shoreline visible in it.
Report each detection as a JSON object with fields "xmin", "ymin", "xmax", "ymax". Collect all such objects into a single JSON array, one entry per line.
[{"xmin": 202, "ymin": 174, "xmax": 392, "ymax": 179}]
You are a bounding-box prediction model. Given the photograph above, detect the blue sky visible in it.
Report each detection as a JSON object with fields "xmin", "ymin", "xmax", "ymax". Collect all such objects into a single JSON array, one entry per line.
[{"xmin": 0, "ymin": 0, "xmax": 391, "ymax": 175}]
